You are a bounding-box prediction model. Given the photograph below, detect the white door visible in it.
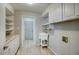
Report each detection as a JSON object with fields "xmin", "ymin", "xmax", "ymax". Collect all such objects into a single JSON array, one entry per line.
[{"xmin": 24, "ymin": 17, "xmax": 33, "ymax": 40}]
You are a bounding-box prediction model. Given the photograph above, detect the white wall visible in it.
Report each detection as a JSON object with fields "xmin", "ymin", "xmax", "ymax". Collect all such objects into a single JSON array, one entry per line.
[
  {"xmin": 49, "ymin": 21, "xmax": 79, "ymax": 55},
  {"xmin": 0, "ymin": 4, "xmax": 6, "ymax": 54}
]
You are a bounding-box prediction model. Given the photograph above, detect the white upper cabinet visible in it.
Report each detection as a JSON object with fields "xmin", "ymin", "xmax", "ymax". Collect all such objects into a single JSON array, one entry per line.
[
  {"xmin": 53, "ymin": 3, "xmax": 63, "ymax": 23},
  {"xmin": 49, "ymin": 4, "xmax": 54, "ymax": 23},
  {"xmin": 49, "ymin": 3, "xmax": 63, "ymax": 23},
  {"xmin": 63, "ymin": 3, "xmax": 75, "ymax": 20},
  {"xmin": 43, "ymin": 3, "xmax": 79, "ymax": 24},
  {"xmin": 75, "ymin": 3, "xmax": 79, "ymax": 16}
]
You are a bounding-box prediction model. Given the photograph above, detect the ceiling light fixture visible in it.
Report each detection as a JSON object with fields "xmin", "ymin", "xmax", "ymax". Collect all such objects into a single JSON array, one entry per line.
[{"xmin": 28, "ymin": 3, "xmax": 33, "ymax": 4}]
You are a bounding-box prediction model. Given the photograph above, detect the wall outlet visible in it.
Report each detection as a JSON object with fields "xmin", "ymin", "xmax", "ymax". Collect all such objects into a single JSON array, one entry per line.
[{"xmin": 62, "ymin": 36, "xmax": 68, "ymax": 43}]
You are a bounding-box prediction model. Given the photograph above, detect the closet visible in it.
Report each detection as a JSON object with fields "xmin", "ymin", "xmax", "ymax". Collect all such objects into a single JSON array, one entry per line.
[{"xmin": 0, "ymin": 3, "xmax": 20, "ymax": 55}]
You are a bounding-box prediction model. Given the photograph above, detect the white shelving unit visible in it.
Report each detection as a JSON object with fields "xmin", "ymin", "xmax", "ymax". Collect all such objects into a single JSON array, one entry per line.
[
  {"xmin": 5, "ymin": 6, "xmax": 14, "ymax": 42},
  {"xmin": 40, "ymin": 13, "xmax": 50, "ymax": 48},
  {"xmin": 39, "ymin": 33, "xmax": 48, "ymax": 47},
  {"xmin": 41, "ymin": 23, "xmax": 49, "ymax": 26},
  {"xmin": 0, "ymin": 3, "xmax": 20, "ymax": 55}
]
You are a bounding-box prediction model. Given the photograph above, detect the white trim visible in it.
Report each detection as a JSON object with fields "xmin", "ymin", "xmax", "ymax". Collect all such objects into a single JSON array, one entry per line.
[
  {"xmin": 21, "ymin": 16, "xmax": 24, "ymax": 47},
  {"xmin": 48, "ymin": 46, "xmax": 58, "ymax": 55}
]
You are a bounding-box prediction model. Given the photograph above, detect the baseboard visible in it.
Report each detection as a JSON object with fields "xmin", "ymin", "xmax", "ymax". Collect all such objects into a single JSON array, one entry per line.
[{"xmin": 48, "ymin": 47, "xmax": 57, "ymax": 55}]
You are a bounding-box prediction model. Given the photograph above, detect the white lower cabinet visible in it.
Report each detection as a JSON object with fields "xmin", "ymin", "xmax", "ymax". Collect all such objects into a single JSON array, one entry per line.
[
  {"xmin": 4, "ymin": 48, "xmax": 10, "ymax": 55},
  {"xmin": 4, "ymin": 35, "xmax": 19, "ymax": 55}
]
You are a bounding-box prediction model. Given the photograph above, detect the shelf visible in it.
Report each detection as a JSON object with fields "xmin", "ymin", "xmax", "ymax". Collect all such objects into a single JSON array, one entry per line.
[
  {"xmin": 6, "ymin": 23, "xmax": 13, "ymax": 26},
  {"xmin": 6, "ymin": 28, "xmax": 14, "ymax": 31},
  {"xmin": 41, "ymin": 15, "xmax": 79, "ymax": 26},
  {"xmin": 5, "ymin": 4, "xmax": 14, "ymax": 42},
  {"xmin": 41, "ymin": 44, "xmax": 48, "ymax": 46},
  {"xmin": 49, "ymin": 15, "xmax": 79, "ymax": 24},
  {"xmin": 42, "ymin": 23, "xmax": 49, "ymax": 26},
  {"xmin": 44, "ymin": 28, "xmax": 52, "ymax": 30},
  {"xmin": 6, "ymin": 7, "xmax": 14, "ymax": 16},
  {"xmin": 6, "ymin": 17, "xmax": 13, "ymax": 21}
]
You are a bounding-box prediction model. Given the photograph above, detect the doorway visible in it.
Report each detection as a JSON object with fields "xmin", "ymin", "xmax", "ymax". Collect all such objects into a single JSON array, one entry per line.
[
  {"xmin": 21, "ymin": 16, "xmax": 36, "ymax": 47},
  {"xmin": 24, "ymin": 17, "xmax": 33, "ymax": 40}
]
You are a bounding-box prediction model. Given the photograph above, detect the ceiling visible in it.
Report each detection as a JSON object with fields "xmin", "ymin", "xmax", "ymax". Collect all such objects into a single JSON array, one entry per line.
[{"xmin": 10, "ymin": 3, "xmax": 50, "ymax": 14}]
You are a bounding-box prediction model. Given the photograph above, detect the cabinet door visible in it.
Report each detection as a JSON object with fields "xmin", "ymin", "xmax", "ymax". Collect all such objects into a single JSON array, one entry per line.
[
  {"xmin": 4, "ymin": 48, "xmax": 11, "ymax": 55},
  {"xmin": 75, "ymin": 3, "xmax": 79, "ymax": 16},
  {"xmin": 9, "ymin": 36, "xmax": 19, "ymax": 55},
  {"xmin": 53, "ymin": 3, "xmax": 63, "ymax": 23},
  {"xmin": 49, "ymin": 4, "xmax": 54, "ymax": 23},
  {"xmin": 63, "ymin": 3, "xmax": 75, "ymax": 20},
  {"xmin": 49, "ymin": 4, "xmax": 63, "ymax": 23}
]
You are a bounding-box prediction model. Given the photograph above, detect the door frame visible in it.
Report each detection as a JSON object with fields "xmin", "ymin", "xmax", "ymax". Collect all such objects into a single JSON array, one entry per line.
[{"xmin": 21, "ymin": 16, "xmax": 36, "ymax": 46}]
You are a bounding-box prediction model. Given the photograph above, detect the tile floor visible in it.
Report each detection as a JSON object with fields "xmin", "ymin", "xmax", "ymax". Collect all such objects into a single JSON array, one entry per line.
[{"xmin": 17, "ymin": 40, "xmax": 54, "ymax": 55}]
